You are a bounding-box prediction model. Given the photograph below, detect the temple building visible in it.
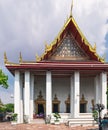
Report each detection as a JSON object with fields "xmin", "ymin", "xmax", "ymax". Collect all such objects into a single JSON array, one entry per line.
[{"xmin": 4, "ymin": 6, "xmax": 108, "ymax": 125}]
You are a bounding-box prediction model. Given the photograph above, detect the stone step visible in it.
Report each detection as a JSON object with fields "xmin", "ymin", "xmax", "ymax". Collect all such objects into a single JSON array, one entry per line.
[
  {"xmin": 30, "ymin": 119, "xmax": 45, "ymax": 124},
  {"xmin": 79, "ymin": 113, "xmax": 93, "ymax": 118},
  {"xmin": 68, "ymin": 118, "xmax": 97, "ymax": 126},
  {"xmin": 68, "ymin": 118, "xmax": 94, "ymax": 121}
]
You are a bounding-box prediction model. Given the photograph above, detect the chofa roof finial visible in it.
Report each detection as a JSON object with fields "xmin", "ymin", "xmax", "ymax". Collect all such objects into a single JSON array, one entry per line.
[
  {"xmin": 19, "ymin": 52, "xmax": 23, "ymax": 63},
  {"xmin": 70, "ymin": 0, "xmax": 73, "ymax": 17},
  {"xmin": 4, "ymin": 52, "xmax": 8, "ymax": 64}
]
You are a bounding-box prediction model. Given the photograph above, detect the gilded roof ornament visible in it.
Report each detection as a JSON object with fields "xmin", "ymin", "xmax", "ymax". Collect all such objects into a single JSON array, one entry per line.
[
  {"xmin": 45, "ymin": 43, "xmax": 52, "ymax": 52},
  {"xmin": 36, "ymin": 54, "xmax": 41, "ymax": 62},
  {"xmin": 102, "ymin": 53, "xmax": 106, "ymax": 61},
  {"xmin": 19, "ymin": 52, "xmax": 23, "ymax": 63},
  {"xmin": 70, "ymin": 0, "xmax": 73, "ymax": 17},
  {"xmin": 93, "ymin": 43, "xmax": 96, "ymax": 51},
  {"xmin": 4, "ymin": 52, "xmax": 8, "ymax": 64}
]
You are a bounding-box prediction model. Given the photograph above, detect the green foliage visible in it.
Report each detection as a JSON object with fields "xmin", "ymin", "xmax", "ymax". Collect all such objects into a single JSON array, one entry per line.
[
  {"xmin": 0, "ymin": 107, "xmax": 6, "ymax": 113},
  {"xmin": 92, "ymin": 110, "xmax": 98, "ymax": 122},
  {"xmin": 53, "ymin": 113, "xmax": 61, "ymax": 121},
  {"xmin": 11, "ymin": 113, "xmax": 18, "ymax": 121},
  {"xmin": 5, "ymin": 103, "xmax": 14, "ymax": 112},
  {"xmin": 0, "ymin": 99, "xmax": 6, "ymax": 113},
  {"xmin": 0, "ymin": 69, "xmax": 8, "ymax": 89}
]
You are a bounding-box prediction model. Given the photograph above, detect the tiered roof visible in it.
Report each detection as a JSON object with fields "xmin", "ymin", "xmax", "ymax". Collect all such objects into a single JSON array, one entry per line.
[{"xmin": 4, "ymin": 6, "xmax": 108, "ymax": 73}]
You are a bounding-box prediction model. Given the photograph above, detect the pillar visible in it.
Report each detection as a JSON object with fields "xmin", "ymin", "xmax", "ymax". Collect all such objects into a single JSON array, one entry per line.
[
  {"xmin": 24, "ymin": 71, "xmax": 30, "ymax": 122},
  {"xmin": 20, "ymin": 74, "xmax": 24, "ymax": 123},
  {"xmin": 100, "ymin": 72, "xmax": 107, "ymax": 117},
  {"xmin": 46, "ymin": 71, "xmax": 52, "ymax": 116},
  {"xmin": 14, "ymin": 70, "xmax": 21, "ymax": 123},
  {"xmin": 73, "ymin": 71, "xmax": 80, "ymax": 118},
  {"xmin": 70, "ymin": 75, "xmax": 74, "ymax": 117},
  {"xmin": 30, "ymin": 74, "xmax": 34, "ymax": 120}
]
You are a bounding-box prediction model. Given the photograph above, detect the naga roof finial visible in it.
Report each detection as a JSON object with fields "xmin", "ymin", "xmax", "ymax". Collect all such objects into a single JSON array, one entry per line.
[
  {"xmin": 19, "ymin": 52, "xmax": 23, "ymax": 63},
  {"xmin": 70, "ymin": 0, "xmax": 73, "ymax": 17},
  {"xmin": 4, "ymin": 52, "xmax": 8, "ymax": 64}
]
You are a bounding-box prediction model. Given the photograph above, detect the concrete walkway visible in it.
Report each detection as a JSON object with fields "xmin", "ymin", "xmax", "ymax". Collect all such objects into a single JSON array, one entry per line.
[{"xmin": 0, "ymin": 122, "xmax": 99, "ymax": 130}]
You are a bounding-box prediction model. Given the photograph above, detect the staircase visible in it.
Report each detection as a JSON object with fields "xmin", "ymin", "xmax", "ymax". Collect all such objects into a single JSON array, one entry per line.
[
  {"xmin": 30, "ymin": 113, "xmax": 97, "ymax": 126},
  {"xmin": 68, "ymin": 118, "xmax": 96, "ymax": 126},
  {"xmin": 67, "ymin": 113, "xmax": 97, "ymax": 126}
]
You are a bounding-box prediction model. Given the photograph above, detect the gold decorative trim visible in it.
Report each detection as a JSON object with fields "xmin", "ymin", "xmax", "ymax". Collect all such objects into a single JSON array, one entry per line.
[
  {"xmin": 80, "ymin": 94, "xmax": 88, "ymax": 104},
  {"xmin": 35, "ymin": 91, "xmax": 46, "ymax": 114},
  {"xmin": 80, "ymin": 94, "xmax": 88, "ymax": 113},
  {"xmin": 52, "ymin": 94, "xmax": 60, "ymax": 113},
  {"xmin": 93, "ymin": 43, "xmax": 96, "ymax": 51},
  {"xmin": 36, "ymin": 54, "xmax": 41, "ymax": 62},
  {"xmin": 65, "ymin": 94, "xmax": 70, "ymax": 113},
  {"xmin": 65, "ymin": 94, "xmax": 70, "ymax": 104}
]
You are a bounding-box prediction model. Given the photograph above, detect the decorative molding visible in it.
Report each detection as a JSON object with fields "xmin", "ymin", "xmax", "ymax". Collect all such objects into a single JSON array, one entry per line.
[
  {"xmin": 51, "ymin": 35, "xmax": 89, "ymax": 60},
  {"xmin": 35, "ymin": 91, "xmax": 46, "ymax": 114},
  {"xmin": 80, "ymin": 94, "xmax": 88, "ymax": 104},
  {"xmin": 80, "ymin": 94, "xmax": 88, "ymax": 113},
  {"xmin": 52, "ymin": 94, "xmax": 60, "ymax": 113},
  {"xmin": 65, "ymin": 94, "xmax": 70, "ymax": 113}
]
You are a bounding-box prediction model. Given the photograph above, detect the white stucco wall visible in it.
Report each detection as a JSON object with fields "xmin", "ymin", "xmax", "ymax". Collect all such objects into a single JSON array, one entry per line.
[
  {"xmin": 52, "ymin": 77, "xmax": 70, "ymax": 113},
  {"xmin": 80, "ymin": 77, "xmax": 95, "ymax": 112},
  {"xmin": 34, "ymin": 75, "xmax": 95, "ymax": 113},
  {"xmin": 34, "ymin": 76, "xmax": 46, "ymax": 100}
]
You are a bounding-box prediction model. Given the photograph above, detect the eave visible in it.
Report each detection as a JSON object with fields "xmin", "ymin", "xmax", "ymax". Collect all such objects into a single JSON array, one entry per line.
[{"xmin": 6, "ymin": 62, "xmax": 108, "ymax": 73}]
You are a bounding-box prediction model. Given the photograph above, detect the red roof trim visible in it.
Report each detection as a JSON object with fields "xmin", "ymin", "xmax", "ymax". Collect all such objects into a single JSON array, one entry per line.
[{"xmin": 6, "ymin": 62, "xmax": 108, "ymax": 71}]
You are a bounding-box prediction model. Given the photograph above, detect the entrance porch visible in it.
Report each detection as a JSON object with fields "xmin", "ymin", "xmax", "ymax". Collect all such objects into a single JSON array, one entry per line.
[{"xmin": 14, "ymin": 69, "xmax": 107, "ymax": 124}]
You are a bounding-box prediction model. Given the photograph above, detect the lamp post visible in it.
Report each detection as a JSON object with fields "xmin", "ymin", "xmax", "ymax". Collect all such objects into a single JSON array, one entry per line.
[{"xmin": 94, "ymin": 103, "xmax": 105, "ymax": 130}]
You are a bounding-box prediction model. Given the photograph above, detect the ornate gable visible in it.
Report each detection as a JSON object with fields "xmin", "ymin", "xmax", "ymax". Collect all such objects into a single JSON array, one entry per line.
[
  {"xmin": 50, "ymin": 35, "xmax": 89, "ymax": 61},
  {"xmin": 36, "ymin": 15, "xmax": 104, "ymax": 62}
]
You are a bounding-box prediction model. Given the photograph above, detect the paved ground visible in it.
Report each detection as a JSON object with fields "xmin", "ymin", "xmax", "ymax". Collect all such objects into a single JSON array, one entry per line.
[{"xmin": 0, "ymin": 122, "xmax": 99, "ymax": 130}]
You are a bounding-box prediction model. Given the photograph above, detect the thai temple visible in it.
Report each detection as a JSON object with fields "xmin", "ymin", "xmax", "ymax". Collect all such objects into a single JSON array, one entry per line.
[{"xmin": 4, "ymin": 2, "xmax": 108, "ymax": 126}]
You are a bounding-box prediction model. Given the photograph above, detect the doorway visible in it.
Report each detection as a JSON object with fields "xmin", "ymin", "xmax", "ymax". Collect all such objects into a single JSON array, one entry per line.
[{"xmin": 38, "ymin": 104, "xmax": 44, "ymax": 114}]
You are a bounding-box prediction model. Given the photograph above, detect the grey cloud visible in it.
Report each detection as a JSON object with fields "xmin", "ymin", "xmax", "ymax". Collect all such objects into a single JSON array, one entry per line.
[{"xmin": 0, "ymin": 0, "xmax": 108, "ymax": 65}]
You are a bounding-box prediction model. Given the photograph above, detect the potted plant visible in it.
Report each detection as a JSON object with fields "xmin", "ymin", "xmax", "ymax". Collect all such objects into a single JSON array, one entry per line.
[
  {"xmin": 11, "ymin": 113, "xmax": 18, "ymax": 125},
  {"xmin": 53, "ymin": 113, "xmax": 61, "ymax": 124}
]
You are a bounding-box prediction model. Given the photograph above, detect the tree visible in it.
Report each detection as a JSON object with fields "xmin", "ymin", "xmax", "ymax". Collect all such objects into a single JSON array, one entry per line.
[
  {"xmin": 0, "ymin": 69, "xmax": 8, "ymax": 89},
  {"xmin": 0, "ymin": 99, "xmax": 6, "ymax": 113},
  {"xmin": 5, "ymin": 103, "xmax": 14, "ymax": 112}
]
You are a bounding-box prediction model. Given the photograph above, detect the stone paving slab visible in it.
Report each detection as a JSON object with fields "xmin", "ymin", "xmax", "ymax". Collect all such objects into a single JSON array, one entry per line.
[{"xmin": 0, "ymin": 122, "xmax": 99, "ymax": 130}]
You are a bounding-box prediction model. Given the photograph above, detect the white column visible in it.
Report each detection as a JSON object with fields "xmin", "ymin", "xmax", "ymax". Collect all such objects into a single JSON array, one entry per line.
[
  {"xmin": 30, "ymin": 74, "xmax": 34, "ymax": 120},
  {"xmin": 24, "ymin": 71, "xmax": 30, "ymax": 122},
  {"xmin": 70, "ymin": 75, "xmax": 74, "ymax": 117},
  {"xmin": 95, "ymin": 75, "xmax": 100, "ymax": 104},
  {"xmin": 14, "ymin": 70, "xmax": 21, "ymax": 123},
  {"xmin": 20, "ymin": 74, "xmax": 23, "ymax": 123},
  {"xmin": 100, "ymin": 72, "xmax": 107, "ymax": 117},
  {"xmin": 46, "ymin": 71, "xmax": 52, "ymax": 116},
  {"xmin": 73, "ymin": 71, "xmax": 80, "ymax": 118}
]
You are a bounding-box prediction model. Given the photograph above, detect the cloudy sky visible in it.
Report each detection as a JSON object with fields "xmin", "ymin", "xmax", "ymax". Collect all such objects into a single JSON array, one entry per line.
[{"xmin": 0, "ymin": 0, "xmax": 108, "ymax": 104}]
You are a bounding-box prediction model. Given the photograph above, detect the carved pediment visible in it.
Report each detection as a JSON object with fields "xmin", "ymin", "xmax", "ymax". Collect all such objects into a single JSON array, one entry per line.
[{"xmin": 50, "ymin": 35, "xmax": 89, "ymax": 61}]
